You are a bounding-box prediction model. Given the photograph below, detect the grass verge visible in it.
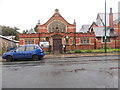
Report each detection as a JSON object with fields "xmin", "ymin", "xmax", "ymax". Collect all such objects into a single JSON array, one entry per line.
[{"xmin": 67, "ymin": 48, "xmax": 120, "ymax": 54}]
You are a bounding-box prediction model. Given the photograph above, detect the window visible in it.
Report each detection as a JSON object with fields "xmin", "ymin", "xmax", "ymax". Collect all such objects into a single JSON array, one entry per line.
[
  {"xmin": 16, "ymin": 46, "xmax": 25, "ymax": 52},
  {"xmin": 73, "ymin": 37, "xmax": 76, "ymax": 45},
  {"xmin": 97, "ymin": 37, "xmax": 101, "ymax": 40},
  {"xmin": 26, "ymin": 46, "xmax": 35, "ymax": 51},
  {"xmin": 34, "ymin": 46, "xmax": 39, "ymax": 49},
  {"xmin": 25, "ymin": 41, "xmax": 28, "ymax": 44},
  {"xmin": 66, "ymin": 39, "xmax": 69, "ymax": 45},
  {"xmin": 25, "ymin": 39, "xmax": 34, "ymax": 45},
  {"xmin": 103, "ymin": 37, "xmax": 110, "ymax": 42},
  {"xmin": 80, "ymin": 37, "xmax": 90, "ymax": 44},
  {"xmin": 48, "ymin": 20, "xmax": 66, "ymax": 33},
  {"xmin": 46, "ymin": 37, "xmax": 49, "ymax": 41}
]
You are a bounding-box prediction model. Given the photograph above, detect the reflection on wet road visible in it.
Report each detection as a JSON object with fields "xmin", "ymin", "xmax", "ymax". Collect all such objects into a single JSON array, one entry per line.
[{"xmin": 2, "ymin": 55, "xmax": 119, "ymax": 88}]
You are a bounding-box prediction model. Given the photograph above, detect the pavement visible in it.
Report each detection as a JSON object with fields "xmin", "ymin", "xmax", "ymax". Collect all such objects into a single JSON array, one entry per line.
[
  {"xmin": 0, "ymin": 52, "xmax": 119, "ymax": 62},
  {"xmin": 44, "ymin": 52, "xmax": 119, "ymax": 59}
]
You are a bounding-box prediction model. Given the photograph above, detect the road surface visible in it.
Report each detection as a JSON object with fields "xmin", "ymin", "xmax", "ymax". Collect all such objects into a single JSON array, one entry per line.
[{"xmin": 1, "ymin": 55, "xmax": 119, "ymax": 88}]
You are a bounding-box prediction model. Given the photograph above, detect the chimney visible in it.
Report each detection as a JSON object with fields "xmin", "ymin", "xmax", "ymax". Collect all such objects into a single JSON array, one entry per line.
[
  {"xmin": 109, "ymin": 8, "xmax": 113, "ymax": 27},
  {"xmin": 73, "ymin": 19, "xmax": 76, "ymax": 25},
  {"xmin": 38, "ymin": 20, "xmax": 40, "ymax": 25}
]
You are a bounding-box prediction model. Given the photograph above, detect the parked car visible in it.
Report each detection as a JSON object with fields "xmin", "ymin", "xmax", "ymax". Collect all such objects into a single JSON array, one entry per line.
[{"xmin": 2, "ymin": 45, "xmax": 45, "ymax": 61}]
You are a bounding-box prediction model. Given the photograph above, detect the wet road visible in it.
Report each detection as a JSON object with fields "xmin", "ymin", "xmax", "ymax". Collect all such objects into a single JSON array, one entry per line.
[{"xmin": 1, "ymin": 55, "xmax": 119, "ymax": 88}]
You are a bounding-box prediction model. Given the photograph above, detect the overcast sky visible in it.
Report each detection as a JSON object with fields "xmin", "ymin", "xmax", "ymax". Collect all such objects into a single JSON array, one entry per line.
[{"xmin": 0, "ymin": 0, "xmax": 119, "ymax": 32}]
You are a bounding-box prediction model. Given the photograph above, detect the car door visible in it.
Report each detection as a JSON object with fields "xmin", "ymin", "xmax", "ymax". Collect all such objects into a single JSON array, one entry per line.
[
  {"xmin": 13, "ymin": 46, "xmax": 25, "ymax": 59},
  {"xmin": 23, "ymin": 46, "xmax": 35, "ymax": 59}
]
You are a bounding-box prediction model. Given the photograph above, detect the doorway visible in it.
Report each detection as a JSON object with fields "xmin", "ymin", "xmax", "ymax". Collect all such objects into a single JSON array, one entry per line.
[{"xmin": 52, "ymin": 34, "xmax": 62, "ymax": 54}]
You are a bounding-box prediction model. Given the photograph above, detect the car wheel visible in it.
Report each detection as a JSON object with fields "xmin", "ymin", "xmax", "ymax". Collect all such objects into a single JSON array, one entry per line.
[
  {"xmin": 32, "ymin": 55, "xmax": 39, "ymax": 61},
  {"xmin": 6, "ymin": 56, "xmax": 13, "ymax": 62}
]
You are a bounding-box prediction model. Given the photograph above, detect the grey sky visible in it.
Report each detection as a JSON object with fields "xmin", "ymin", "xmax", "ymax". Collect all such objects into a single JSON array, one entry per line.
[{"xmin": 0, "ymin": 0, "xmax": 119, "ymax": 32}]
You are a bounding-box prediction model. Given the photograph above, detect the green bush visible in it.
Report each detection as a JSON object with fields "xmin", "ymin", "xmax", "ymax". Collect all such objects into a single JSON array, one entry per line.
[
  {"xmin": 74, "ymin": 50, "xmax": 82, "ymax": 53},
  {"xmin": 67, "ymin": 51, "xmax": 75, "ymax": 54},
  {"xmin": 92, "ymin": 49, "xmax": 104, "ymax": 53},
  {"xmin": 66, "ymin": 48, "xmax": 120, "ymax": 54},
  {"xmin": 107, "ymin": 48, "xmax": 120, "ymax": 52},
  {"xmin": 44, "ymin": 51, "xmax": 49, "ymax": 54},
  {"xmin": 82, "ymin": 50, "xmax": 92, "ymax": 53}
]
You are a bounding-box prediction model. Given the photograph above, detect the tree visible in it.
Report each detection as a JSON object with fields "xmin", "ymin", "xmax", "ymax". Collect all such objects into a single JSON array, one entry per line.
[
  {"xmin": 22, "ymin": 30, "xmax": 26, "ymax": 34},
  {"xmin": 34, "ymin": 25, "xmax": 38, "ymax": 32},
  {"xmin": 22, "ymin": 29, "xmax": 28, "ymax": 34},
  {"xmin": 1, "ymin": 25, "xmax": 20, "ymax": 40}
]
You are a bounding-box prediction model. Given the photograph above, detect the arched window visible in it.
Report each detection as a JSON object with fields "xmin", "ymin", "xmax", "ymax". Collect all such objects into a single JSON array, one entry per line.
[{"xmin": 48, "ymin": 20, "xmax": 66, "ymax": 33}]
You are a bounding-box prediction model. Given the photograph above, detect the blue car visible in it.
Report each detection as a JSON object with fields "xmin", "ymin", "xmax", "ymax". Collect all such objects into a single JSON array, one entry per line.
[{"xmin": 2, "ymin": 45, "xmax": 45, "ymax": 61}]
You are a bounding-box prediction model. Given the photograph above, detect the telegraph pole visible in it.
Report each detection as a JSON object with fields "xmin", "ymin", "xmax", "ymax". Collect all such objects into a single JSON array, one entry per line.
[{"xmin": 104, "ymin": 0, "xmax": 107, "ymax": 53}]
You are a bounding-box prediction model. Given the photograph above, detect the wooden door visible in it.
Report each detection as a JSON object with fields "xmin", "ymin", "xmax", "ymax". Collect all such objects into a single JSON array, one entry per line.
[{"xmin": 53, "ymin": 39, "xmax": 62, "ymax": 54}]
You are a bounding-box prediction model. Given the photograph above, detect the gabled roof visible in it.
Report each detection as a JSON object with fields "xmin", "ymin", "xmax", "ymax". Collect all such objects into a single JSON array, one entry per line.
[
  {"xmin": 96, "ymin": 13, "xmax": 118, "ymax": 26},
  {"xmin": 40, "ymin": 9, "xmax": 74, "ymax": 26},
  {"xmin": 89, "ymin": 22, "xmax": 98, "ymax": 29},
  {"xmin": 27, "ymin": 28, "xmax": 36, "ymax": 34}
]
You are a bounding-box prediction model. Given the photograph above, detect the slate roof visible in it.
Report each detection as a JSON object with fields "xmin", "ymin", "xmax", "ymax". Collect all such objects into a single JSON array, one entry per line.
[
  {"xmin": 0, "ymin": 35, "xmax": 19, "ymax": 43},
  {"xmin": 79, "ymin": 25, "xmax": 91, "ymax": 33},
  {"xmin": 27, "ymin": 28, "xmax": 36, "ymax": 34},
  {"xmin": 93, "ymin": 27, "xmax": 116, "ymax": 37},
  {"xmin": 113, "ymin": 18, "xmax": 120, "ymax": 25},
  {"xmin": 96, "ymin": 13, "xmax": 118, "ymax": 26}
]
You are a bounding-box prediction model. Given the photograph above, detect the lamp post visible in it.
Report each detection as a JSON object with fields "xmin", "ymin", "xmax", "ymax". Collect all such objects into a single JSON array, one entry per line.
[
  {"xmin": 104, "ymin": 0, "xmax": 107, "ymax": 53},
  {"xmin": 65, "ymin": 35, "xmax": 69, "ymax": 52},
  {"xmin": 66, "ymin": 35, "xmax": 69, "ymax": 45},
  {"xmin": 74, "ymin": 32, "xmax": 76, "ymax": 50}
]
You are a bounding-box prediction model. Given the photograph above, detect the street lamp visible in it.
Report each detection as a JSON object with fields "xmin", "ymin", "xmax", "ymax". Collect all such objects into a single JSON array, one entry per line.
[
  {"xmin": 74, "ymin": 32, "xmax": 76, "ymax": 49},
  {"xmin": 104, "ymin": 0, "xmax": 107, "ymax": 53},
  {"xmin": 66, "ymin": 35, "xmax": 69, "ymax": 39}
]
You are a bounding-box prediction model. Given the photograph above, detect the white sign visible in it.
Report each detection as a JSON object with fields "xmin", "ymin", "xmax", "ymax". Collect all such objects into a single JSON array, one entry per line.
[{"xmin": 39, "ymin": 41, "xmax": 49, "ymax": 48}]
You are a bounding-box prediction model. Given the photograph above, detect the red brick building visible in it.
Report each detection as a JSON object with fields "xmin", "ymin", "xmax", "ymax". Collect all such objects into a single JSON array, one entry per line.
[
  {"xmin": 81, "ymin": 8, "xmax": 120, "ymax": 49},
  {"xmin": 19, "ymin": 8, "xmax": 120, "ymax": 53},
  {"xmin": 19, "ymin": 9, "xmax": 95, "ymax": 54}
]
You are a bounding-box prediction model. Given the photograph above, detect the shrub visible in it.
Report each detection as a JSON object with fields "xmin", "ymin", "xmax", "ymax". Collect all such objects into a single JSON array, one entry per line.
[
  {"xmin": 74, "ymin": 50, "xmax": 82, "ymax": 53},
  {"xmin": 67, "ymin": 48, "xmax": 120, "ymax": 54},
  {"xmin": 92, "ymin": 49, "xmax": 104, "ymax": 53},
  {"xmin": 86, "ymin": 50, "xmax": 92, "ymax": 53},
  {"xmin": 67, "ymin": 51, "xmax": 75, "ymax": 54},
  {"xmin": 44, "ymin": 51, "xmax": 49, "ymax": 54}
]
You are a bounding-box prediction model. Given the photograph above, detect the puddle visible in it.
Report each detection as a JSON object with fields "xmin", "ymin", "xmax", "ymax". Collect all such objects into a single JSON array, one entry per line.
[
  {"xmin": 63, "ymin": 68, "xmax": 86, "ymax": 73},
  {"xmin": 109, "ymin": 67, "xmax": 120, "ymax": 70}
]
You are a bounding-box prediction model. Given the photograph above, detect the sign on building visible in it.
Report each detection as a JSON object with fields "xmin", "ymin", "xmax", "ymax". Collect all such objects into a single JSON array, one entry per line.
[{"xmin": 39, "ymin": 41, "xmax": 49, "ymax": 48}]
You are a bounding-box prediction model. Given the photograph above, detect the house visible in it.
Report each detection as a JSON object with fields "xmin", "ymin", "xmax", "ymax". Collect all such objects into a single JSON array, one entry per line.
[
  {"xmin": 88, "ymin": 8, "xmax": 120, "ymax": 49},
  {"xmin": 19, "ymin": 9, "xmax": 95, "ymax": 54},
  {"xmin": 0, "ymin": 35, "xmax": 19, "ymax": 52}
]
